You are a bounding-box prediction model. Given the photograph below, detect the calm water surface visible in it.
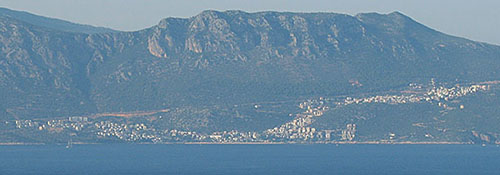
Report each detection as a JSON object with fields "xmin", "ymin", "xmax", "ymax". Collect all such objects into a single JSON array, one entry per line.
[{"xmin": 1, "ymin": 144, "xmax": 499, "ymax": 175}]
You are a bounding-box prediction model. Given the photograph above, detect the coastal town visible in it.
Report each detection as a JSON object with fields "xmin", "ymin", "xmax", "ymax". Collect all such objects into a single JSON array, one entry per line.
[{"xmin": 1, "ymin": 80, "xmax": 498, "ymax": 144}]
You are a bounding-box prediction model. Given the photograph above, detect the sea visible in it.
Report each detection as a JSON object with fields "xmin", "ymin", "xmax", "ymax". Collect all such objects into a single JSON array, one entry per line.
[{"xmin": 1, "ymin": 144, "xmax": 499, "ymax": 175}]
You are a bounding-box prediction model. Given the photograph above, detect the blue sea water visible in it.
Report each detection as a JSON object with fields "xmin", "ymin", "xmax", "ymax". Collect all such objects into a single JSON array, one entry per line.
[{"xmin": 0, "ymin": 144, "xmax": 499, "ymax": 175}]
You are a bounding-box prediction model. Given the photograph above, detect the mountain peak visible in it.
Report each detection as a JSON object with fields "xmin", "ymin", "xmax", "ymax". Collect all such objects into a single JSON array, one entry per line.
[
  {"xmin": 387, "ymin": 11, "xmax": 416, "ymax": 23},
  {"xmin": 196, "ymin": 10, "xmax": 220, "ymax": 17},
  {"xmin": 355, "ymin": 11, "xmax": 433, "ymax": 36},
  {"xmin": 388, "ymin": 11, "xmax": 406, "ymax": 16},
  {"xmin": 158, "ymin": 10, "xmax": 238, "ymax": 29},
  {"xmin": 356, "ymin": 11, "xmax": 413, "ymax": 21}
]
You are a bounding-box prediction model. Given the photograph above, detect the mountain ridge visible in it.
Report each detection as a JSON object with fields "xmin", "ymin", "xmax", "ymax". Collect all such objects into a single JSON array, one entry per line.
[
  {"xmin": 2, "ymin": 9, "xmax": 500, "ymax": 119},
  {"xmin": 1, "ymin": 8, "xmax": 500, "ymax": 144},
  {"xmin": 0, "ymin": 7, "xmax": 118, "ymax": 34}
]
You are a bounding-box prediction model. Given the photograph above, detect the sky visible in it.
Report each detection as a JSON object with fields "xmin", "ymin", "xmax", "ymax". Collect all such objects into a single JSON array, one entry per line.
[{"xmin": 1, "ymin": 0, "xmax": 499, "ymax": 45}]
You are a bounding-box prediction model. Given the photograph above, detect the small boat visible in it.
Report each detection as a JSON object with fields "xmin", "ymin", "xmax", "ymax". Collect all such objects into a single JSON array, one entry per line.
[{"xmin": 66, "ymin": 138, "xmax": 73, "ymax": 149}]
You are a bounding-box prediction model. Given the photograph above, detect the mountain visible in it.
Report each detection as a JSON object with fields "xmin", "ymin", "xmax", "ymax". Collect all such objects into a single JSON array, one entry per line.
[
  {"xmin": 0, "ymin": 7, "xmax": 117, "ymax": 34},
  {"xmin": 1, "ymin": 9, "xmax": 500, "ymax": 144}
]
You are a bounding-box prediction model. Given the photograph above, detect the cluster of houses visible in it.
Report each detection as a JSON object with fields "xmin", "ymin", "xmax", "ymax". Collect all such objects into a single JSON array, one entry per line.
[
  {"xmin": 342, "ymin": 83, "xmax": 488, "ymax": 107},
  {"xmin": 13, "ymin": 118, "xmax": 87, "ymax": 132}
]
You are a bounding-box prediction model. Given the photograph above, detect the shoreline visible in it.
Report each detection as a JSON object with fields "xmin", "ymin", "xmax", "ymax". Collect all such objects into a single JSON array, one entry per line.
[{"xmin": 0, "ymin": 141, "xmax": 483, "ymax": 146}]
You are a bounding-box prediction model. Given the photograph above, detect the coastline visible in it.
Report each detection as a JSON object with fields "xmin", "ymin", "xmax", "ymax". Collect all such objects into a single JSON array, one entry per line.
[
  {"xmin": 0, "ymin": 142, "xmax": 46, "ymax": 145},
  {"xmin": 0, "ymin": 141, "xmax": 480, "ymax": 145}
]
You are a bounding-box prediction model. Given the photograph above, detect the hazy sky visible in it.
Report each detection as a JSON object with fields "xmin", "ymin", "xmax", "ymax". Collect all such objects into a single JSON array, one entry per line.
[{"xmin": 1, "ymin": 0, "xmax": 499, "ymax": 45}]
